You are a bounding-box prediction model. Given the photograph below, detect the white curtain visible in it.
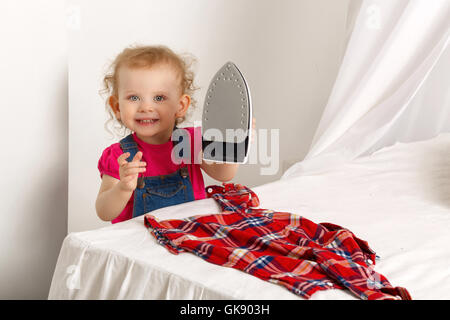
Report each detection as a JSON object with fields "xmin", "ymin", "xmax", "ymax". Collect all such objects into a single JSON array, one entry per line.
[{"xmin": 283, "ymin": 0, "xmax": 450, "ymax": 179}]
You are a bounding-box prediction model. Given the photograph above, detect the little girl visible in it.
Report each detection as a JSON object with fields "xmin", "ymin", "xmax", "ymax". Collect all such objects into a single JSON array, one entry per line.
[{"xmin": 95, "ymin": 44, "xmax": 254, "ymax": 224}]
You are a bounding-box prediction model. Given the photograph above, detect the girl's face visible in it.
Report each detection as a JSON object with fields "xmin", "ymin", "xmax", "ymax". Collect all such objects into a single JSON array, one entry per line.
[{"xmin": 110, "ymin": 63, "xmax": 190, "ymax": 144}]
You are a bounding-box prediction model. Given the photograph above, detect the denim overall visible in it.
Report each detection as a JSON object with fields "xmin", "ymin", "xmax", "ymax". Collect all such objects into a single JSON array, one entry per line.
[{"xmin": 119, "ymin": 127, "xmax": 195, "ymax": 218}]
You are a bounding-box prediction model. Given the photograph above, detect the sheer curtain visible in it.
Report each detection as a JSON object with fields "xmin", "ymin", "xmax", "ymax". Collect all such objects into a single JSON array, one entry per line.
[{"xmin": 282, "ymin": 0, "xmax": 450, "ymax": 179}]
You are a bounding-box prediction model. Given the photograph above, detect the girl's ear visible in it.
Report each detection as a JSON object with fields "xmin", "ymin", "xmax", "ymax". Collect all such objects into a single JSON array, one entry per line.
[
  {"xmin": 176, "ymin": 94, "xmax": 191, "ymax": 118},
  {"xmin": 108, "ymin": 95, "xmax": 120, "ymax": 120}
]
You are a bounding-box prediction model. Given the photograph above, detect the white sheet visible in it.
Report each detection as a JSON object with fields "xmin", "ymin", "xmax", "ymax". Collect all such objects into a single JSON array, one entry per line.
[
  {"xmin": 49, "ymin": 133, "xmax": 450, "ymax": 300},
  {"xmin": 302, "ymin": 0, "xmax": 450, "ymax": 165}
]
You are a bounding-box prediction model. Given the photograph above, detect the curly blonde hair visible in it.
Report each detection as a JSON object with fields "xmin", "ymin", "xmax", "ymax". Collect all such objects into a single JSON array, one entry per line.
[{"xmin": 99, "ymin": 44, "xmax": 199, "ymax": 138}]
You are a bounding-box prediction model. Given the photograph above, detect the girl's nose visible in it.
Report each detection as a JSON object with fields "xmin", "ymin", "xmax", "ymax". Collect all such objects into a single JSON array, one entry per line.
[{"xmin": 138, "ymin": 100, "xmax": 155, "ymax": 112}]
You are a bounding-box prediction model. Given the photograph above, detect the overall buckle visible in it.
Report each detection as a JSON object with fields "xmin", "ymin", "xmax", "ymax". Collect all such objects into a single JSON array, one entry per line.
[
  {"xmin": 180, "ymin": 166, "xmax": 189, "ymax": 178},
  {"xmin": 137, "ymin": 176, "xmax": 145, "ymax": 189}
]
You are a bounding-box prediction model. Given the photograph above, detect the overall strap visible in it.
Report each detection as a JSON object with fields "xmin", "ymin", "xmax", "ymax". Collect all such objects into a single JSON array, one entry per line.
[{"xmin": 119, "ymin": 134, "xmax": 139, "ymax": 162}]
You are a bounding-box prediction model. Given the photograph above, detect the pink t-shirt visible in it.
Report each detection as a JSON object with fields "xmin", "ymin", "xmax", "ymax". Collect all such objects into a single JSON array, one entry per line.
[{"xmin": 98, "ymin": 126, "xmax": 206, "ymax": 224}]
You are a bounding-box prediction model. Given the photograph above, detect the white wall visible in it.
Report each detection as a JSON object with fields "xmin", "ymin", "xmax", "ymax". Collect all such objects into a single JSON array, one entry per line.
[
  {"xmin": 0, "ymin": 1, "xmax": 68, "ymax": 299},
  {"xmin": 68, "ymin": 0, "xmax": 350, "ymax": 232}
]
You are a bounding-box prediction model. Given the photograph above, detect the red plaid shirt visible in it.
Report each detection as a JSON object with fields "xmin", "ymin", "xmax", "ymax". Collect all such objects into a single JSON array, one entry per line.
[{"xmin": 144, "ymin": 183, "xmax": 411, "ymax": 300}]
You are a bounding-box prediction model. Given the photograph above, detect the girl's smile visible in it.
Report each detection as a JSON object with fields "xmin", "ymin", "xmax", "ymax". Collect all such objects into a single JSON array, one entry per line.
[{"xmin": 135, "ymin": 118, "xmax": 159, "ymax": 126}]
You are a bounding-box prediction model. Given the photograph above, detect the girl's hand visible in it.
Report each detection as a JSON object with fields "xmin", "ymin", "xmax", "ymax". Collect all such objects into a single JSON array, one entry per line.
[
  {"xmin": 251, "ymin": 117, "xmax": 256, "ymax": 146},
  {"xmin": 117, "ymin": 151, "xmax": 147, "ymax": 192}
]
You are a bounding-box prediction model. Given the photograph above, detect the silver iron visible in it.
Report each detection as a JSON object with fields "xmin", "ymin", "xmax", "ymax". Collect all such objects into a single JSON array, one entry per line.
[{"xmin": 202, "ymin": 62, "xmax": 252, "ymax": 164}]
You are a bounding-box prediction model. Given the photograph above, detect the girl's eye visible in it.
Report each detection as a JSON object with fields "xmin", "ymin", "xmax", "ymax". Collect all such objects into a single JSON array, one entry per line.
[
  {"xmin": 128, "ymin": 95, "xmax": 139, "ymax": 102},
  {"xmin": 154, "ymin": 95, "xmax": 165, "ymax": 102}
]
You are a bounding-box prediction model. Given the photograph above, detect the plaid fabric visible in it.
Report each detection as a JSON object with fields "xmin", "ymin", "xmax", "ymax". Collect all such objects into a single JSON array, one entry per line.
[{"xmin": 144, "ymin": 182, "xmax": 411, "ymax": 300}]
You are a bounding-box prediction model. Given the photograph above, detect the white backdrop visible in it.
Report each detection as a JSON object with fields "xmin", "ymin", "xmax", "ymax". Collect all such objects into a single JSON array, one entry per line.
[
  {"xmin": 68, "ymin": 0, "xmax": 352, "ymax": 232},
  {"xmin": 0, "ymin": 0, "xmax": 67, "ymax": 299},
  {"xmin": 283, "ymin": 0, "xmax": 450, "ymax": 179}
]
